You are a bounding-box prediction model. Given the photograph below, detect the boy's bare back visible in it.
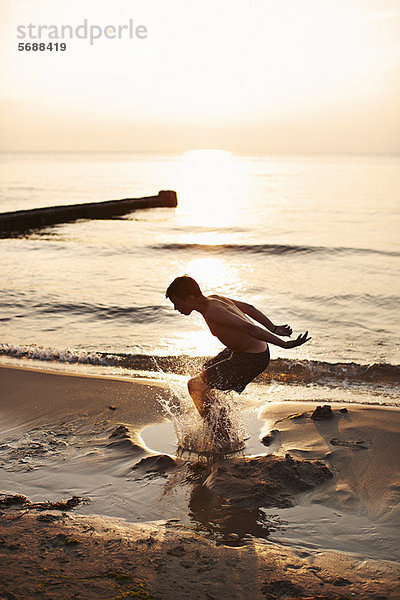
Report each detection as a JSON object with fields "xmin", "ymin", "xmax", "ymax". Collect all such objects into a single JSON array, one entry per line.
[{"xmin": 202, "ymin": 295, "xmax": 267, "ymax": 353}]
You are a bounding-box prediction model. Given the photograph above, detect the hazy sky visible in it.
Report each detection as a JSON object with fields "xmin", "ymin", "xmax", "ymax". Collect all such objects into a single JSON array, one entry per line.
[{"xmin": 1, "ymin": 0, "xmax": 399, "ymax": 153}]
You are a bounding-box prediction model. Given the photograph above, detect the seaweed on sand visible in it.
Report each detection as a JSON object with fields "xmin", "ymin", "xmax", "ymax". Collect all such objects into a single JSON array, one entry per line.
[{"xmin": 0, "ymin": 494, "xmax": 89, "ymax": 512}]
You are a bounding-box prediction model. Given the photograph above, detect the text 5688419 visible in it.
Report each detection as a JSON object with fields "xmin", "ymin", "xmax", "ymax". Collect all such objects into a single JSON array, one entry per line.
[{"xmin": 18, "ymin": 42, "xmax": 66, "ymax": 51}]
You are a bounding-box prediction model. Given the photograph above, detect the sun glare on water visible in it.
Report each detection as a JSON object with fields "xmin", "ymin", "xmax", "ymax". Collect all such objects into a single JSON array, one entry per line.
[
  {"xmin": 176, "ymin": 149, "xmax": 248, "ymax": 227},
  {"xmin": 183, "ymin": 256, "xmax": 243, "ymax": 295},
  {"xmin": 161, "ymin": 149, "xmax": 250, "ymax": 356}
]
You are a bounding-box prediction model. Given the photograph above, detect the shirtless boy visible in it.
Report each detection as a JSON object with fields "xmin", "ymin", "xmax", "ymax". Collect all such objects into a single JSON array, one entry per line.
[{"xmin": 166, "ymin": 275, "xmax": 310, "ymax": 422}]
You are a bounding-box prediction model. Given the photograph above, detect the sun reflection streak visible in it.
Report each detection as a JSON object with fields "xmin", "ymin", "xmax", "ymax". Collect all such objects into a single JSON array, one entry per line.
[{"xmin": 176, "ymin": 149, "xmax": 249, "ymax": 227}]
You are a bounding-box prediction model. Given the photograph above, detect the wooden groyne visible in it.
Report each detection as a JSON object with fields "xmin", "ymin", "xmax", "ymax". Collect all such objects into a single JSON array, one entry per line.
[{"xmin": 0, "ymin": 190, "xmax": 177, "ymax": 236}]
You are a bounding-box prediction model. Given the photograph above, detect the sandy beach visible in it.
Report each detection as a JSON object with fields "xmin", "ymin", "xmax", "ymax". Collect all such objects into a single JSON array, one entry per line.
[
  {"xmin": 1, "ymin": 364, "xmax": 399, "ymax": 599},
  {"xmin": 2, "ymin": 0, "xmax": 400, "ymax": 597}
]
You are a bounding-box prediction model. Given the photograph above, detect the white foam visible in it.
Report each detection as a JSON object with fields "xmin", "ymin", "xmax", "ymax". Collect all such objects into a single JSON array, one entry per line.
[
  {"xmin": 0, "ymin": 343, "xmax": 107, "ymax": 365},
  {"xmin": 157, "ymin": 376, "xmax": 247, "ymax": 454}
]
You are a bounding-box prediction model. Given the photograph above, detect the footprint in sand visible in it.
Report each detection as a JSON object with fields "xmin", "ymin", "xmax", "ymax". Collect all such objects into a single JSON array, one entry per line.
[{"xmin": 330, "ymin": 437, "xmax": 370, "ymax": 450}]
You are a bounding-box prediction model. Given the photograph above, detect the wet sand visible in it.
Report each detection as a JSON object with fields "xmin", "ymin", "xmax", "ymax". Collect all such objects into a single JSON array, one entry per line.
[{"xmin": 1, "ymin": 364, "xmax": 399, "ymax": 599}]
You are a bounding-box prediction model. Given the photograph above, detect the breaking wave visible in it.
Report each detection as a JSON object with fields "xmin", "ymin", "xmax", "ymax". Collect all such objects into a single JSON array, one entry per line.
[{"xmin": 1, "ymin": 343, "xmax": 398, "ymax": 387}]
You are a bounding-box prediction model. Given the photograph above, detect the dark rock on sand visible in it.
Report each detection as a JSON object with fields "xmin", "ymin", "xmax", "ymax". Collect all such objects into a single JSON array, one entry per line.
[
  {"xmin": 261, "ymin": 434, "xmax": 274, "ymax": 446},
  {"xmin": 261, "ymin": 429, "xmax": 279, "ymax": 447},
  {"xmin": 311, "ymin": 405, "xmax": 334, "ymax": 420}
]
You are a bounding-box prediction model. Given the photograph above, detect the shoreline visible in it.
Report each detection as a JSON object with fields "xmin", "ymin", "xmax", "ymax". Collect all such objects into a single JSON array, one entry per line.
[
  {"xmin": 0, "ymin": 361, "xmax": 169, "ymax": 386},
  {"xmin": 1, "ymin": 348, "xmax": 399, "ymax": 386},
  {"xmin": 1, "ymin": 363, "xmax": 399, "ymax": 599}
]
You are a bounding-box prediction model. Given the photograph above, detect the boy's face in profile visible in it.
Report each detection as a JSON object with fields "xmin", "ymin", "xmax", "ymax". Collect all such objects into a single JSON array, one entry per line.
[{"xmin": 169, "ymin": 294, "xmax": 194, "ymax": 315}]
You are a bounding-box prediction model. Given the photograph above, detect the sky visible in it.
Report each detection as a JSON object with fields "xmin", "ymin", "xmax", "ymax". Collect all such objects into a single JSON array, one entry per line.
[{"xmin": 0, "ymin": 0, "xmax": 399, "ymax": 153}]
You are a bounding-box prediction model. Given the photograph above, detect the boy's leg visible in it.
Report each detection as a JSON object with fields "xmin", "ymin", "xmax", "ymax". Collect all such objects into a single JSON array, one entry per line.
[
  {"xmin": 187, "ymin": 374, "xmax": 213, "ymax": 419},
  {"xmin": 187, "ymin": 374, "xmax": 232, "ymax": 444},
  {"xmin": 188, "ymin": 349, "xmax": 236, "ymax": 421}
]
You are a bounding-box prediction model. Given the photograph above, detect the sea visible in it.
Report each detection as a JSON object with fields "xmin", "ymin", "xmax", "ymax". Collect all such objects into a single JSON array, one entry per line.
[{"xmin": 1, "ymin": 150, "xmax": 399, "ymax": 406}]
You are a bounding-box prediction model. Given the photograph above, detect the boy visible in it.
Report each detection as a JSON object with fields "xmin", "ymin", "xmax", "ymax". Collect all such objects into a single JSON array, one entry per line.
[{"xmin": 166, "ymin": 275, "xmax": 310, "ymax": 422}]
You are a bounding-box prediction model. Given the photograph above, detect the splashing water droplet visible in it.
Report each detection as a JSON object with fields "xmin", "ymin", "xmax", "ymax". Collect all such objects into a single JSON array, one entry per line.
[{"xmin": 158, "ymin": 376, "xmax": 247, "ymax": 455}]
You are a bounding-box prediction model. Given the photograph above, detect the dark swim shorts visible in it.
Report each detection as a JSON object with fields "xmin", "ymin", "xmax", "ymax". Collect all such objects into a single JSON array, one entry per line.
[{"xmin": 202, "ymin": 346, "xmax": 270, "ymax": 394}]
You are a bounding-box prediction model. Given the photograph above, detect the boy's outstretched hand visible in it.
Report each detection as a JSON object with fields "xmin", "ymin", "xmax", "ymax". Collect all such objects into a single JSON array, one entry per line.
[
  {"xmin": 285, "ymin": 331, "xmax": 311, "ymax": 349},
  {"xmin": 275, "ymin": 324, "xmax": 293, "ymax": 336}
]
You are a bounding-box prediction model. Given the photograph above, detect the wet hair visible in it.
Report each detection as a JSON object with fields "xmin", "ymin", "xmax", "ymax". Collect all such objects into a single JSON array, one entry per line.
[{"xmin": 165, "ymin": 275, "xmax": 203, "ymax": 301}]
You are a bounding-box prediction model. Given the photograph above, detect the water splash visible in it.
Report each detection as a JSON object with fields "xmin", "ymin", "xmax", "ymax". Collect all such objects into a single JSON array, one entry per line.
[{"xmin": 158, "ymin": 375, "xmax": 247, "ymax": 455}]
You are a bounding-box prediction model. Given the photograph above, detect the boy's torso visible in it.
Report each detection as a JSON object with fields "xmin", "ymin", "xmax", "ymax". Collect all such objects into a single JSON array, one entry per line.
[{"xmin": 203, "ymin": 295, "xmax": 267, "ymax": 353}]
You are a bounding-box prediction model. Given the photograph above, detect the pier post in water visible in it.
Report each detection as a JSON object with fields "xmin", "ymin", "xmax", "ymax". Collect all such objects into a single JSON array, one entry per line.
[{"xmin": 0, "ymin": 190, "xmax": 178, "ymax": 236}]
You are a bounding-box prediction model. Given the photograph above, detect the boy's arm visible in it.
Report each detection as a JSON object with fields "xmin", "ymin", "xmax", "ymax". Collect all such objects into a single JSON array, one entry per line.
[
  {"xmin": 232, "ymin": 299, "xmax": 292, "ymax": 337},
  {"xmin": 247, "ymin": 322, "xmax": 310, "ymax": 349},
  {"xmin": 213, "ymin": 306, "xmax": 310, "ymax": 349}
]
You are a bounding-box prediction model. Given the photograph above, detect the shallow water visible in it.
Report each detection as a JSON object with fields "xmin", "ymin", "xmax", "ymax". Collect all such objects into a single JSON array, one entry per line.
[
  {"xmin": 1, "ymin": 151, "xmax": 399, "ymax": 375},
  {"xmin": 2, "ymin": 393, "xmax": 398, "ymax": 559},
  {"xmin": 141, "ymin": 410, "xmax": 271, "ymax": 458}
]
